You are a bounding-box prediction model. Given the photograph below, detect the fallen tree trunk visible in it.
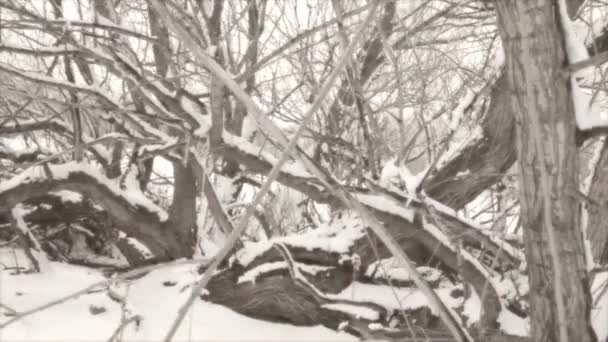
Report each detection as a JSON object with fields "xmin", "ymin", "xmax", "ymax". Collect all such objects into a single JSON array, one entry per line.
[{"xmin": 200, "ymin": 212, "xmax": 527, "ymax": 341}]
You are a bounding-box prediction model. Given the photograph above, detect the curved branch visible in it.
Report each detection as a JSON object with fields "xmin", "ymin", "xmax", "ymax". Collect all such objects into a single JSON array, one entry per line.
[
  {"xmin": 212, "ymin": 133, "xmax": 512, "ymax": 331},
  {"xmin": 0, "ymin": 162, "xmax": 179, "ymax": 259}
]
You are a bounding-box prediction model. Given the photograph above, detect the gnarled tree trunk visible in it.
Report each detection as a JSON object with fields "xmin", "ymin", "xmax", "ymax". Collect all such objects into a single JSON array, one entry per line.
[{"xmin": 496, "ymin": 1, "xmax": 596, "ymax": 341}]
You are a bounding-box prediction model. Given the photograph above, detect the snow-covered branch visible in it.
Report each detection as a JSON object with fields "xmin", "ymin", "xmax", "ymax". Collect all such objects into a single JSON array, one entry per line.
[{"xmin": 0, "ymin": 162, "xmax": 179, "ymax": 259}]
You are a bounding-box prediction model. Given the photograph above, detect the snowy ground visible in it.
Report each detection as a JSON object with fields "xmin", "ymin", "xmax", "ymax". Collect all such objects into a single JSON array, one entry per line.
[
  {"xmin": 0, "ymin": 249, "xmax": 355, "ymax": 341},
  {"xmin": 1, "ymin": 247, "xmax": 606, "ymax": 341}
]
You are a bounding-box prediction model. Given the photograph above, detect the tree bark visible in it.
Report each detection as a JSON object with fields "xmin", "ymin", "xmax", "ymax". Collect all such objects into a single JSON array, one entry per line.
[
  {"xmin": 586, "ymin": 140, "xmax": 608, "ymax": 265},
  {"xmin": 168, "ymin": 161, "xmax": 198, "ymax": 257},
  {"xmin": 496, "ymin": 1, "xmax": 596, "ymax": 341}
]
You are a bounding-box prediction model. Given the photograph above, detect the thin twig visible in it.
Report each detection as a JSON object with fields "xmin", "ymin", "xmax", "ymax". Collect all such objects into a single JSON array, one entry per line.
[{"xmin": 106, "ymin": 315, "xmax": 142, "ymax": 342}]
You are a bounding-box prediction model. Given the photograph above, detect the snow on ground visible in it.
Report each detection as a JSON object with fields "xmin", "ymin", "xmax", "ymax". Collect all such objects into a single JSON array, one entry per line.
[{"xmin": 0, "ymin": 248, "xmax": 355, "ymax": 341}]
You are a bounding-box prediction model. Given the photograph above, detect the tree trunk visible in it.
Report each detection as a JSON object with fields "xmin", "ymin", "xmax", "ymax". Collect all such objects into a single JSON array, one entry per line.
[
  {"xmin": 495, "ymin": 1, "xmax": 596, "ymax": 342},
  {"xmin": 168, "ymin": 161, "xmax": 198, "ymax": 257}
]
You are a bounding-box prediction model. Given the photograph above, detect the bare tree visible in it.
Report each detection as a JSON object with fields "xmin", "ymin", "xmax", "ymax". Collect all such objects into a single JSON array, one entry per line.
[{"xmin": 1, "ymin": 0, "xmax": 608, "ymax": 341}]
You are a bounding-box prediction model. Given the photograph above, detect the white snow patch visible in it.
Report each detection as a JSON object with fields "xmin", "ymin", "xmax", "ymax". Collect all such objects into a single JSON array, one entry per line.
[
  {"xmin": 462, "ymin": 289, "xmax": 481, "ymax": 326},
  {"xmin": 559, "ymin": 1, "xmax": 591, "ymax": 66},
  {"xmin": 0, "ymin": 252, "xmax": 356, "ymax": 341},
  {"xmin": 497, "ymin": 310, "xmax": 529, "ymax": 337},
  {"xmin": 222, "ymin": 132, "xmax": 314, "ymax": 180},
  {"xmin": 180, "ymin": 95, "xmax": 210, "ymax": 137},
  {"xmin": 449, "ymin": 89, "xmax": 475, "ymax": 131},
  {"xmin": 379, "ymin": 157, "xmax": 425, "ymax": 195},
  {"xmin": 241, "ymin": 114, "xmax": 259, "ymax": 141},
  {"xmin": 494, "ymin": 40, "xmax": 505, "ymax": 67},
  {"xmin": 238, "ymin": 261, "xmax": 333, "ymax": 284},
  {"xmin": 334, "ymin": 282, "xmax": 463, "ymax": 314},
  {"xmin": 571, "ymin": 79, "xmax": 608, "ymax": 130},
  {"xmin": 321, "ymin": 303, "xmax": 380, "ymax": 321},
  {"xmin": 124, "ymin": 237, "xmax": 154, "ymax": 259},
  {"xmin": 233, "ymin": 213, "xmax": 366, "ymax": 267},
  {"xmin": 238, "ymin": 261, "xmax": 287, "ymax": 284},
  {"xmin": 50, "ymin": 190, "xmax": 83, "ymax": 203},
  {"xmin": 366, "ymin": 258, "xmax": 443, "ymax": 284},
  {"xmin": 355, "ymin": 193, "xmax": 415, "ymax": 222},
  {"xmin": 455, "ymin": 170, "xmax": 470, "ymax": 178}
]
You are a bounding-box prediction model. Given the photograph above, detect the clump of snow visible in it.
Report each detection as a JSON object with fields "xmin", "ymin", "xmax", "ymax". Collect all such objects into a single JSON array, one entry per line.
[
  {"xmin": 321, "ymin": 303, "xmax": 380, "ymax": 321},
  {"xmin": 214, "ymin": 174, "xmax": 238, "ymax": 204},
  {"xmin": 455, "ymin": 170, "xmax": 470, "ymax": 178},
  {"xmin": 366, "ymin": 257, "xmax": 443, "ymax": 285},
  {"xmin": 222, "ymin": 132, "xmax": 315, "ymax": 180},
  {"xmin": 559, "ymin": 2, "xmax": 591, "ymax": 66},
  {"xmin": 367, "ymin": 322, "xmax": 386, "ymax": 330},
  {"xmin": 462, "ymin": 289, "xmax": 482, "ymax": 326},
  {"xmin": 49, "ymin": 190, "xmax": 83, "ymax": 203},
  {"xmin": 355, "ymin": 193, "xmax": 415, "ymax": 222},
  {"xmin": 570, "ymin": 80, "xmax": 608, "ymax": 130},
  {"xmin": 238, "ymin": 261, "xmax": 333, "ymax": 284},
  {"xmin": 232, "ymin": 212, "xmax": 366, "ymax": 267},
  {"xmin": 493, "ymin": 270, "xmax": 529, "ymax": 306},
  {"xmin": 449, "ymin": 88, "xmax": 475, "ymax": 131},
  {"xmin": 238, "ymin": 261, "xmax": 287, "ymax": 284},
  {"xmin": 241, "ymin": 114, "xmax": 259, "ymax": 141},
  {"xmin": 334, "ymin": 281, "xmax": 462, "ymax": 314},
  {"xmin": 497, "ymin": 309, "xmax": 529, "ymax": 336},
  {"xmin": 124, "ymin": 237, "xmax": 154, "ymax": 260},
  {"xmin": 180, "ymin": 94, "xmax": 210, "ymax": 137},
  {"xmin": 379, "ymin": 157, "xmax": 424, "ymax": 196},
  {"xmin": 494, "ymin": 40, "xmax": 505, "ymax": 67}
]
